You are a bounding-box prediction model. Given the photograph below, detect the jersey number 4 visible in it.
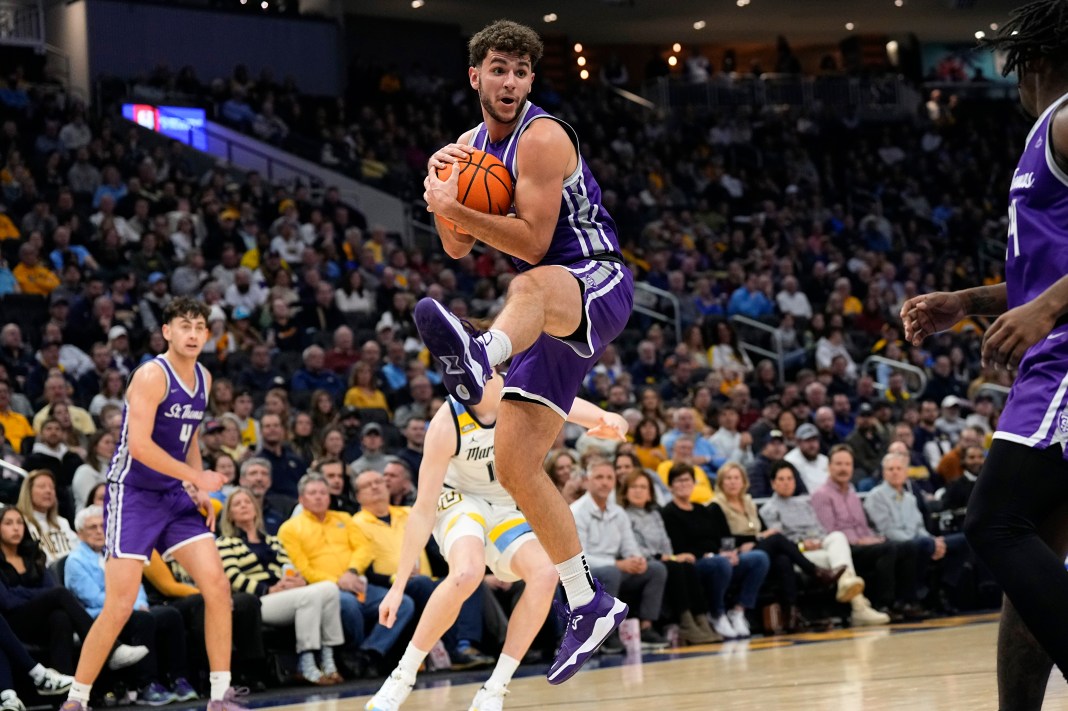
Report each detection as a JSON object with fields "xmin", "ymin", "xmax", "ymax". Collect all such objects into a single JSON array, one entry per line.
[
  {"xmin": 179, "ymin": 423, "xmax": 194, "ymax": 444},
  {"xmin": 1008, "ymin": 198, "xmax": 1020, "ymax": 258}
]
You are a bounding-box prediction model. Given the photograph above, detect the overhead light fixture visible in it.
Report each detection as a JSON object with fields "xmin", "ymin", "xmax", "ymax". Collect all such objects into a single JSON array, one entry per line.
[
  {"xmin": 974, "ymin": 30, "xmax": 985, "ymax": 39},
  {"xmin": 411, "ymin": 0, "xmax": 424, "ymax": 6},
  {"xmin": 672, "ymin": 43, "xmax": 681, "ymax": 52},
  {"xmin": 894, "ymin": 0, "xmax": 903, "ymax": 6},
  {"xmin": 580, "ymin": 69, "xmax": 589, "ymax": 80},
  {"xmin": 574, "ymin": 43, "xmax": 583, "ymax": 53},
  {"xmin": 845, "ymin": 21, "xmax": 855, "ymax": 30},
  {"xmin": 577, "ymin": 56, "xmax": 586, "ymax": 66},
  {"xmin": 990, "ymin": 22, "xmax": 998, "ymax": 30},
  {"xmin": 260, "ymin": 0, "xmax": 267, "ymax": 8},
  {"xmin": 668, "ymin": 56, "xmax": 678, "ymax": 66},
  {"xmin": 736, "ymin": 0, "xmax": 750, "ymax": 6},
  {"xmin": 543, "ymin": 12, "xmax": 557, "ymax": 22},
  {"xmin": 694, "ymin": 20, "xmax": 706, "ymax": 30}
]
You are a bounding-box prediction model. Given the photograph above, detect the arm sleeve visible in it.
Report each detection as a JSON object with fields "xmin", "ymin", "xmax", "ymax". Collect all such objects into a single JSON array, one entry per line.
[
  {"xmin": 278, "ymin": 521, "xmax": 334, "ymax": 584},
  {"xmin": 217, "ymin": 539, "xmax": 266, "ymax": 595},
  {"xmin": 863, "ymin": 492, "xmax": 900, "ymax": 540},
  {"xmin": 347, "ymin": 519, "xmax": 375, "ymax": 575},
  {"xmin": 64, "ymin": 553, "xmax": 105, "ymax": 615},
  {"xmin": 144, "ymin": 552, "xmax": 199, "ymax": 598},
  {"xmin": 810, "ymin": 491, "xmax": 839, "ymax": 539}
]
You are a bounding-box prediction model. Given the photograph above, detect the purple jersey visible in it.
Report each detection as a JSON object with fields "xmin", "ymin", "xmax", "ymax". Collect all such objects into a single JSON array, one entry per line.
[
  {"xmin": 468, "ymin": 102, "xmax": 622, "ymax": 271},
  {"xmin": 994, "ymin": 91, "xmax": 1068, "ymax": 454},
  {"xmin": 107, "ymin": 355, "xmax": 208, "ymax": 491}
]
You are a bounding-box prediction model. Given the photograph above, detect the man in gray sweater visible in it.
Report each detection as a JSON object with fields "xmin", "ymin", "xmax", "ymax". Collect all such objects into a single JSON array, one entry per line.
[{"xmin": 571, "ymin": 459, "xmax": 668, "ymax": 650}]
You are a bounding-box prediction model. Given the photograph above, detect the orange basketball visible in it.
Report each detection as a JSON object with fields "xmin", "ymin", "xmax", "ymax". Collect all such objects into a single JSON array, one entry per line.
[{"xmin": 436, "ymin": 149, "xmax": 515, "ymax": 217}]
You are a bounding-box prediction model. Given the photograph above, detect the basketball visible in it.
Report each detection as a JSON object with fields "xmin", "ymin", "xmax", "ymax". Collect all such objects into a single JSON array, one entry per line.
[{"xmin": 436, "ymin": 149, "xmax": 515, "ymax": 217}]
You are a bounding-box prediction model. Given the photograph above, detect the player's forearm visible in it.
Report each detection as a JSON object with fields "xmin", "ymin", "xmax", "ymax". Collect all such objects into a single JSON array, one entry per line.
[
  {"xmin": 566, "ymin": 398, "xmax": 607, "ymax": 430},
  {"xmin": 960, "ymin": 284, "xmax": 1008, "ymax": 316},
  {"xmin": 1030, "ymin": 274, "xmax": 1068, "ymax": 321},
  {"xmin": 445, "ymin": 205, "xmax": 549, "ymax": 265},
  {"xmin": 129, "ymin": 440, "xmax": 201, "ymax": 483},
  {"xmin": 435, "ymin": 218, "xmax": 475, "ymax": 259},
  {"xmin": 393, "ymin": 509, "xmax": 435, "ymax": 588}
]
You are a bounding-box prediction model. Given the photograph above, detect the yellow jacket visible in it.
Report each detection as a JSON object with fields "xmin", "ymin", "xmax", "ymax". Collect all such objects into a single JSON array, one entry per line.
[
  {"xmin": 277, "ymin": 509, "xmax": 367, "ymax": 583},
  {"xmin": 657, "ymin": 459, "xmax": 715, "ymax": 505},
  {"xmin": 352, "ymin": 506, "xmax": 431, "ymax": 578}
]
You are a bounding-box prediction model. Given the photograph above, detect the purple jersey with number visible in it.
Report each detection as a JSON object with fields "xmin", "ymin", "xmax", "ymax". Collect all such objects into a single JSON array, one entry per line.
[
  {"xmin": 468, "ymin": 102, "xmax": 622, "ymax": 271},
  {"xmin": 107, "ymin": 356, "xmax": 208, "ymax": 491},
  {"xmin": 994, "ymin": 91, "xmax": 1068, "ymax": 454}
]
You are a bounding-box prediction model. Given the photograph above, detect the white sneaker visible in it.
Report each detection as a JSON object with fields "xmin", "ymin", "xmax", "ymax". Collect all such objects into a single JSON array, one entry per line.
[
  {"xmin": 711, "ymin": 614, "xmax": 738, "ymax": 639},
  {"xmin": 107, "ymin": 644, "xmax": 149, "ymax": 670},
  {"xmin": 365, "ymin": 669, "xmax": 416, "ymax": 711},
  {"xmin": 0, "ymin": 690, "xmax": 24, "ymax": 711},
  {"xmin": 851, "ymin": 596, "xmax": 891, "ymax": 626},
  {"xmin": 727, "ymin": 609, "xmax": 751, "ymax": 638},
  {"xmin": 468, "ymin": 681, "xmax": 509, "ymax": 711},
  {"xmin": 836, "ymin": 574, "xmax": 865, "ymax": 603},
  {"xmin": 33, "ymin": 667, "xmax": 73, "ymax": 696}
]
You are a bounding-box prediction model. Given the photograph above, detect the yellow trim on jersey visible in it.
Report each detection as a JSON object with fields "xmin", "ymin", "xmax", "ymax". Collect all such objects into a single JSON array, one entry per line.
[
  {"xmin": 456, "ymin": 410, "xmax": 480, "ymax": 435},
  {"xmin": 488, "ymin": 518, "xmax": 528, "ymax": 544},
  {"xmin": 445, "ymin": 512, "xmax": 486, "ymax": 535}
]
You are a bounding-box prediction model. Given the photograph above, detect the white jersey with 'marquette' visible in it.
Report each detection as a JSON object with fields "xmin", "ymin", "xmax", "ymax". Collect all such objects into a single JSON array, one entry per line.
[{"xmin": 443, "ymin": 396, "xmax": 511, "ymax": 506}]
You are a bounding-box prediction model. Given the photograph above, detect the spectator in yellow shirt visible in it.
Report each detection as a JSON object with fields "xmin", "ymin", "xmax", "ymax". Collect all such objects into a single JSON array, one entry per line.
[
  {"xmin": 657, "ymin": 436, "xmax": 715, "ymax": 504},
  {"xmin": 278, "ymin": 473, "xmax": 414, "ymax": 675},
  {"xmin": 0, "ymin": 381, "xmax": 32, "ymax": 453},
  {"xmin": 12, "ymin": 243, "xmax": 59, "ymax": 296}
]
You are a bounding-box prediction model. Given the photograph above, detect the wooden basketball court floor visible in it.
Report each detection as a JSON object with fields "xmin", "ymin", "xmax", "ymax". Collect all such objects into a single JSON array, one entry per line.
[{"xmin": 241, "ymin": 612, "xmax": 1068, "ymax": 711}]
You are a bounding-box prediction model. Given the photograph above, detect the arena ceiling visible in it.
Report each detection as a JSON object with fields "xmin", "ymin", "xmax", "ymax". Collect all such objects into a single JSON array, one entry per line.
[{"xmin": 344, "ymin": 0, "xmax": 1025, "ymax": 44}]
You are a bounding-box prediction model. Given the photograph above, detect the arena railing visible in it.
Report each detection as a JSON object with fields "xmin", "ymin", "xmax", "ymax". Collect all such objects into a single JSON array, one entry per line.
[
  {"xmin": 861, "ymin": 355, "xmax": 928, "ymax": 398},
  {"xmin": 633, "ymin": 282, "xmax": 682, "ymax": 346},
  {"xmin": 729, "ymin": 315, "xmax": 785, "ymax": 385}
]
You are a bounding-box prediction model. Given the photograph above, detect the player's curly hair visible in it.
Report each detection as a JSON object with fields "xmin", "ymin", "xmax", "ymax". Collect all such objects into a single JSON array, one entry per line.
[
  {"xmin": 468, "ymin": 19, "xmax": 544, "ymax": 68},
  {"xmin": 164, "ymin": 295, "xmax": 211, "ymax": 324},
  {"xmin": 980, "ymin": 0, "xmax": 1068, "ymax": 76}
]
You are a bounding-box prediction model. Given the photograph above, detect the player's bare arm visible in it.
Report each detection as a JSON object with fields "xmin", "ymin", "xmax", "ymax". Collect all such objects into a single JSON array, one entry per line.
[
  {"xmin": 379, "ymin": 402, "xmax": 454, "ymax": 628},
  {"xmin": 901, "ymin": 285, "xmax": 1008, "ymax": 345},
  {"xmin": 423, "ymin": 119, "xmax": 572, "ymax": 264},
  {"xmin": 126, "ymin": 365, "xmax": 224, "ymax": 492},
  {"xmin": 428, "ymin": 130, "xmax": 477, "ymax": 257},
  {"xmin": 566, "ymin": 398, "xmax": 628, "ymax": 441},
  {"xmin": 1053, "ymin": 104, "xmax": 1068, "ymax": 173}
]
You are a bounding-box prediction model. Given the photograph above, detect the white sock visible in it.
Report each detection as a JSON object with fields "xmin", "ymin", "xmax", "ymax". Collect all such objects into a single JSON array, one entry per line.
[
  {"xmin": 208, "ymin": 672, "xmax": 231, "ymax": 702},
  {"xmin": 478, "ymin": 329, "xmax": 512, "ymax": 366},
  {"xmin": 321, "ymin": 646, "xmax": 337, "ymax": 675},
  {"xmin": 298, "ymin": 651, "xmax": 320, "ymax": 680},
  {"xmin": 486, "ymin": 653, "xmax": 520, "ymax": 688},
  {"xmin": 27, "ymin": 664, "xmax": 45, "ymax": 684},
  {"xmin": 67, "ymin": 681, "xmax": 92, "ymax": 705},
  {"xmin": 557, "ymin": 553, "xmax": 596, "ymax": 608},
  {"xmin": 397, "ymin": 642, "xmax": 428, "ymax": 679}
]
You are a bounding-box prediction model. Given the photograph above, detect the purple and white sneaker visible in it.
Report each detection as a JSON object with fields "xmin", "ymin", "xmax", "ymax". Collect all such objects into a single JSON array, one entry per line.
[
  {"xmin": 546, "ymin": 579, "xmax": 629, "ymax": 685},
  {"xmin": 414, "ymin": 298, "xmax": 491, "ymax": 404}
]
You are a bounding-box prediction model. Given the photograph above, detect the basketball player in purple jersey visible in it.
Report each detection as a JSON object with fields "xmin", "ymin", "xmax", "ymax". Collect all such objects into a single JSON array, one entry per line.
[
  {"xmin": 902, "ymin": 2, "xmax": 1068, "ymax": 705},
  {"xmin": 61, "ymin": 298, "xmax": 246, "ymax": 711},
  {"xmin": 415, "ymin": 20, "xmax": 634, "ymax": 684}
]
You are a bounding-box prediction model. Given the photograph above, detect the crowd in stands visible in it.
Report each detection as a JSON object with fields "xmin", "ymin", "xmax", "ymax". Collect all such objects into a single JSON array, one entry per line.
[{"xmin": 0, "ymin": 47, "xmax": 1018, "ymax": 704}]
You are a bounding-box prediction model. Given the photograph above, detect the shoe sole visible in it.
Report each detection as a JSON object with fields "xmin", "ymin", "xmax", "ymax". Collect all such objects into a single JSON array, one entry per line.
[
  {"xmin": 34, "ymin": 688, "xmax": 71, "ymax": 697},
  {"xmin": 414, "ymin": 299, "xmax": 487, "ymax": 404},
  {"xmin": 546, "ymin": 599, "xmax": 629, "ymax": 685},
  {"xmin": 836, "ymin": 578, "xmax": 865, "ymax": 603}
]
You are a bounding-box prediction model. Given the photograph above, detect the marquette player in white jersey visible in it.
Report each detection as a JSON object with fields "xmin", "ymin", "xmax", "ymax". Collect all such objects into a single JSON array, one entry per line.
[
  {"xmin": 365, "ymin": 370, "xmax": 626, "ymax": 711},
  {"xmin": 61, "ymin": 298, "xmax": 245, "ymax": 711}
]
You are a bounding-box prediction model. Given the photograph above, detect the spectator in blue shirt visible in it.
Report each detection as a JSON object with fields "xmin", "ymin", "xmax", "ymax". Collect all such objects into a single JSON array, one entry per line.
[
  {"xmin": 292, "ymin": 345, "xmax": 346, "ymax": 403},
  {"xmin": 727, "ymin": 272, "xmax": 775, "ymax": 319}
]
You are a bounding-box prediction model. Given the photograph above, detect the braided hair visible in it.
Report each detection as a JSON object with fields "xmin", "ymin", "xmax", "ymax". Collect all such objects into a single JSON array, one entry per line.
[{"xmin": 981, "ymin": 0, "xmax": 1068, "ymax": 76}]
